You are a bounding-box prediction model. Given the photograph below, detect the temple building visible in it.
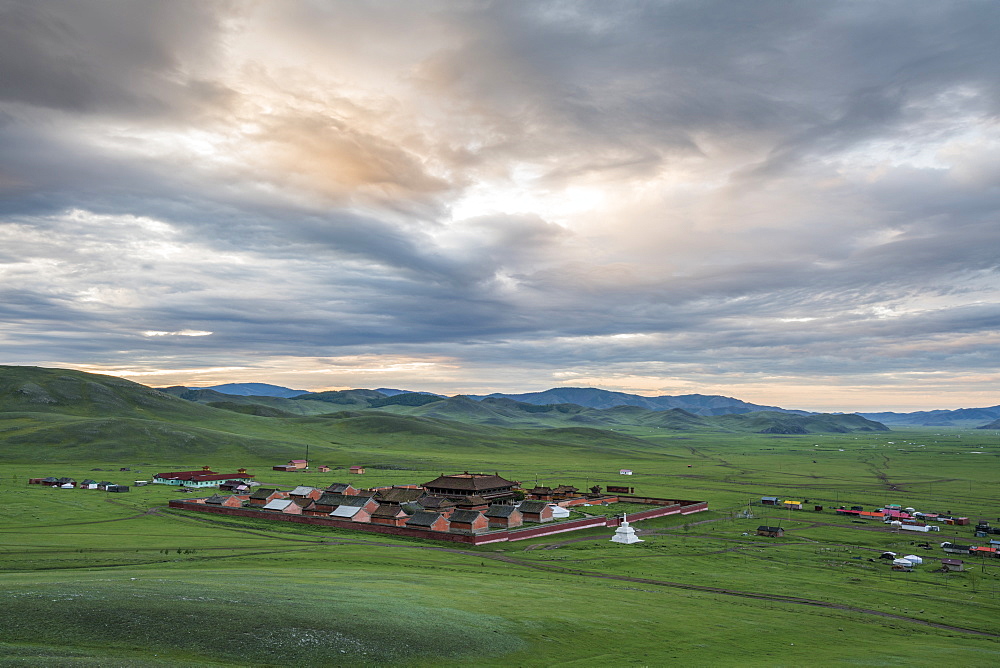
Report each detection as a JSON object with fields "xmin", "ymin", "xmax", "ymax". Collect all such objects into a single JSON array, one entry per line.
[{"xmin": 421, "ymin": 472, "xmax": 520, "ymax": 503}]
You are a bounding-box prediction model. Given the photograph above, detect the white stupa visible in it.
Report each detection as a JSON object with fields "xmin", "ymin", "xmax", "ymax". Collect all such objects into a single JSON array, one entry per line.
[{"xmin": 610, "ymin": 513, "xmax": 644, "ymax": 544}]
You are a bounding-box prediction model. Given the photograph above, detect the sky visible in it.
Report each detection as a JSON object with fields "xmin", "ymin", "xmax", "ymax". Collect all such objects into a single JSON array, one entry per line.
[{"xmin": 2, "ymin": 0, "xmax": 999, "ymax": 412}]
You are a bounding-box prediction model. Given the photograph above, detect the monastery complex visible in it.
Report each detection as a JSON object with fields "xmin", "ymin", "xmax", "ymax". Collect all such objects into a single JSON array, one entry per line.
[{"xmin": 169, "ymin": 470, "xmax": 708, "ymax": 545}]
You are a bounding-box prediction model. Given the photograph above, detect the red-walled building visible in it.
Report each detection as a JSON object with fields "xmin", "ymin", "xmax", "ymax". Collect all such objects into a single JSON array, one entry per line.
[
  {"xmin": 448, "ymin": 510, "xmax": 489, "ymax": 533},
  {"xmin": 405, "ymin": 511, "xmax": 450, "ymax": 532}
]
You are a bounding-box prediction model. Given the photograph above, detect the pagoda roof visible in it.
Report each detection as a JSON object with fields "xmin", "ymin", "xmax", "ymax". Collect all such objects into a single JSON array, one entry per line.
[
  {"xmin": 421, "ymin": 473, "xmax": 517, "ymax": 491},
  {"xmin": 376, "ymin": 487, "xmax": 426, "ymax": 504},
  {"xmin": 419, "ymin": 496, "xmax": 457, "ymax": 510}
]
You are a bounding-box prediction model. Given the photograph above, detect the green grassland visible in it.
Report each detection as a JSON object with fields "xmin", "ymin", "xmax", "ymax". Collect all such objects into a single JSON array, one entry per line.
[{"xmin": 1, "ymin": 366, "xmax": 999, "ymax": 665}]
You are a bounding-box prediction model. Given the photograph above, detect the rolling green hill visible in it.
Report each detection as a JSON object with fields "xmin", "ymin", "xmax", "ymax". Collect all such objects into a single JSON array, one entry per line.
[
  {"xmin": 0, "ymin": 367, "xmax": 228, "ymax": 421},
  {"xmin": 0, "ymin": 367, "xmax": 327, "ymax": 462},
  {"xmin": 156, "ymin": 379, "xmax": 890, "ymax": 435},
  {"xmin": 712, "ymin": 411, "xmax": 889, "ymax": 434},
  {"xmin": 0, "ymin": 367, "xmax": 678, "ymax": 465},
  {"xmin": 375, "ymin": 394, "xmax": 886, "ymax": 434},
  {"xmin": 0, "ymin": 366, "xmax": 889, "ymax": 467},
  {"xmin": 158, "ymin": 386, "xmax": 343, "ymax": 416}
]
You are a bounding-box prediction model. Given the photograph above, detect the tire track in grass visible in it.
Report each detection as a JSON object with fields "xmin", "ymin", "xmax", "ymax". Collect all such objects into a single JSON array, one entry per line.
[
  {"xmin": 473, "ymin": 553, "xmax": 1000, "ymax": 638},
  {"xmin": 0, "ymin": 499, "xmax": 161, "ymax": 530}
]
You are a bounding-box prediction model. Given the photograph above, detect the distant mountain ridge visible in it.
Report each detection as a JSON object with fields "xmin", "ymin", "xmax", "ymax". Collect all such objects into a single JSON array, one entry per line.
[
  {"xmin": 187, "ymin": 383, "xmax": 307, "ymax": 398},
  {"xmin": 467, "ymin": 387, "xmax": 811, "ymax": 416},
  {"xmin": 0, "ymin": 366, "xmax": 892, "ymax": 469},
  {"xmin": 156, "ymin": 383, "xmax": 886, "ymax": 434},
  {"xmin": 375, "ymin": 388, "xmax": 443, "ymax": 397},
  {"xmin": 858, "ymin": 405, "xmax": 1000, "ymax": 426},
  {"xmin": 378, "ymin": 395, "xmax": 888, "ymax": 434},
  {"xmin": 174, "ymin": 382, "xmax": 998, "ymax": 426}
]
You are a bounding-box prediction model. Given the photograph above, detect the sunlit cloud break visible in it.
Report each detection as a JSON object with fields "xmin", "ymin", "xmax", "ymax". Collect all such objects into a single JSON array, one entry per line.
[{"xmin": 141, "ymin": 331, "xmax": 214, "ymax": 338}]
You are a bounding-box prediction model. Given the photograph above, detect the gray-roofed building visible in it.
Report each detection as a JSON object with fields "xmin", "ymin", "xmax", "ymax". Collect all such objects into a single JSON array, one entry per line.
[
  {"xmin": 263, "ymin": 499, "xmax": 302, "ymax": 514},
  {"xmin": 325, "ymin": 482, "xmax": 359, "ymax": 495},
  {"xmin": 289, "ymin": 485, "xmax": 323, "ymax": 502},
  {"xmin": 204, "ymin": 493, "xmax": 244, "ymax": 508},
  {"xmin": 305, "ymin": 493, "xmax": 378, "ymax": 516},
  {"xmin": 453, "ymin": 495, "xmax": 490, "ymax": 510},
  {"xmin": 448, "ymin": 509, "xmax": 489, "ymax": 533},
  {"xmin": 485, "ymin": 504, "xmax": 523, "ymax": 528},
  {"xmin": 405, "ymin": 511, "xmax": 450, "ymax": 532},
  {"xmin": 329, "ymin": 505, "xmax": 370, "ymax": 521},
  {"xmin": 248, "ymin": 488, "xmax": 287, "ymax": 506},
  {"xmin": 375, "ymin": 487, "xmax": 427, "ymax": 505},
  {"xmin": 419, "ymin": 496, "xmax": 457, "ymax": 512},
  {"xmin": 517, "ymin": 500, "xmax": 554, "ymax": 523},
  {"xmin": 371, "ymin": 504, "xmax": 410, "ymax": 526}
]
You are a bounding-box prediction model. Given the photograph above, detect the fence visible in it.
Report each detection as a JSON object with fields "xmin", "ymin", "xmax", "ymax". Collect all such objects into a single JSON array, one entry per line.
[{"xmin": 168, "ymin": 498, "xmax": 709, "ymax": 545}]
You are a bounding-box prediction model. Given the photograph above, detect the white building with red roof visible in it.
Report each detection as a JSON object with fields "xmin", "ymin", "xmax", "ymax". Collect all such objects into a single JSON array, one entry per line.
[{"xmin": 153, "ymin": 466, "xmax": 254, "ymax": 488}]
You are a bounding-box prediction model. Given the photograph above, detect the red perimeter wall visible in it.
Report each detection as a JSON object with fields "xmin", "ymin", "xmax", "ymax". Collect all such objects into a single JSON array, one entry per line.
[{"xmin": 167, "ymin": 498, "xmax": 708, "ymax": 545}]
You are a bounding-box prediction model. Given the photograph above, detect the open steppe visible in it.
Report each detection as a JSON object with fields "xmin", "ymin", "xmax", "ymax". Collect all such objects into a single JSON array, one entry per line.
[{"xmin": 1, "ymin": 369, "xmax": 998, "ymax": 665}]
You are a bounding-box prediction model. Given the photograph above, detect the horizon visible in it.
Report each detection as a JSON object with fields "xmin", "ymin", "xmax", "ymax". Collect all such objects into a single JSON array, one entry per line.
[
  {"xmin": 3, "ymin": 2, "xmax": 999, "ymax": 415},
  {"xmin": 42, "ymin": 366, "xmax": 988, "ymax": 414}
]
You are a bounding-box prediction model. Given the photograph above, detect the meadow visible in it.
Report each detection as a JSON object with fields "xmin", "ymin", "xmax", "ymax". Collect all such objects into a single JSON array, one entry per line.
[{"xmin": 2, "ymin": 423, "xmax": 999, "ymax": 666}]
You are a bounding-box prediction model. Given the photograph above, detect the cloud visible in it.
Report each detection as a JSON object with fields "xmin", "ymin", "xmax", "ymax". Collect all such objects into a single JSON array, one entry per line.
[
  {"xmin": 0, "ymin": 0, "xmax": 231, "ymax": 117},
  {"xmin": 1, "ymin": 1, "xmax": 999, "ymax": 411},
  {"xmin": 142, "ymin": 330, "xmax": 213, "ymax": 337}
]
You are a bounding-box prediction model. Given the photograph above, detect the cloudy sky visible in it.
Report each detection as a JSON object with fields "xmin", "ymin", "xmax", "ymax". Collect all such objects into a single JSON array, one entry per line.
[{"xmin": 2, "ymin": 0, "xmax": 999, "ymax": 411}]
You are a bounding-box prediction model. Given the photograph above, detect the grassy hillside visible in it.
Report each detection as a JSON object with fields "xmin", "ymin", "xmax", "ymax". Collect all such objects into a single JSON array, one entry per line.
[
  {"xmin": 0, "ymin": 367, "xmax": 893, "ymax": 471},
  {"xmin": 0, "ymin": 367, "xmax": 692, "ymax": 467},
  {"xmin": 359, "ymin": 394, "xmax": 885, "ymax": 433},
  {"xmin": 0, "ymin": 367, "xmax": 230, "ymax": 421},
  {"xmin": 159, "ymin": 387, "xmax": 341, "ymax": 416},
  {"xmin": 712, "ymin": 411, "xmax": 889, "ymax": 434},
  {"xmin": 0, "ymin": 424, "xmax": 998, "ymax": 666},
  {"xmin": 157, "ymin": 379, "xmax": 889, "ymax": 434}
]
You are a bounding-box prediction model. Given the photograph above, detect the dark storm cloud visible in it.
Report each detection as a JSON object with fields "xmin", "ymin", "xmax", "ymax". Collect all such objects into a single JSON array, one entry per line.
[{"xmin": 0, "ymin": 0, "xmax": 230, "ymax": 116}]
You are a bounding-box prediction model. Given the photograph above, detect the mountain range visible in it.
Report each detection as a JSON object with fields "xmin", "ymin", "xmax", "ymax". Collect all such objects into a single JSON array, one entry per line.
[
  {"xmin": 468, "ymin": 387, "xmax": 809, "ymax": 416},
  {"xmin": 186, "ymin": 383, "xmax": 1000, "ymax": 426},
  {"xmin": 2, "ymin": 365, "xmax": 888, "ymax": 466},
  {"xmin": 857, "ymin": 406, "xmax": 1000, "ymax": 426},
  {"xmin": 156, "ymin": 385, "xmax": 888, "ymax": 433},
  {"xmin": 3, "ymin": 365, "xmax": 995, "ymax": 468},
  {"xmin": 188, "ymin": 382, "xmax": 308, "ymax": 398}
]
